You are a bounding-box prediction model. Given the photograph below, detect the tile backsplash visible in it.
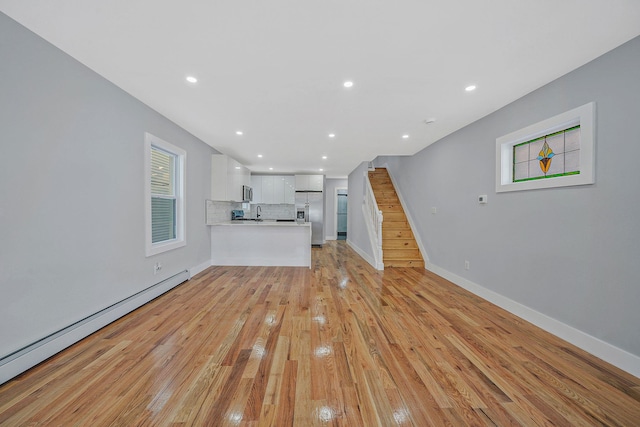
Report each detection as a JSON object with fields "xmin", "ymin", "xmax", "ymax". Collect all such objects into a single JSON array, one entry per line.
[
  {"xmin": 206, "ymin": 201, "xmax": 295, "ymax": 223},
  {"xmin": 206, "ymin": 200, "xmax": 243, "ymax": 224},
  {"xmin": 249, "ymin": 204, "xmax": 295, "ymax": 220}
]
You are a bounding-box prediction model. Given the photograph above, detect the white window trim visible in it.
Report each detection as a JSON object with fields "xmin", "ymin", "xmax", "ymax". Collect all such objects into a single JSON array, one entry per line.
[
  {"xmin": 145, "ymin": 132, "xmax": 187, "ymax": 256},
  {"xmin": 496, "ymin": 102, "xmax": 595, "ymax": 193}
]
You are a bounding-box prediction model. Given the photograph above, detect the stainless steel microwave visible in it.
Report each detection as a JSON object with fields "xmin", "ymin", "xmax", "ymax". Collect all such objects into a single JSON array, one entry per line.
[{"xmin": 242, "ymin": 185, "xmax": 253, "ymax": 202}]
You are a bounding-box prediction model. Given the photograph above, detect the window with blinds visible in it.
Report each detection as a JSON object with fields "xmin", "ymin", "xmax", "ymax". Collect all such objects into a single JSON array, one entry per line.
[
  {"xmin": 151, "ymin": 147, "xmax": 177, "ymax": 243},
  {"xmin": 145, "ymin": 132, "xmax": 186, "ymax": 256}
]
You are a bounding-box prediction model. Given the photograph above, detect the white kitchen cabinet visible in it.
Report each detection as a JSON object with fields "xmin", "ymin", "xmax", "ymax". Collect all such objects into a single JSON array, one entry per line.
[
  {"xmin": 251, "ymin": 175, "xmax": 296, "ymax": 204},
  {"xmin": 240, "ymin": 165, "xmax": 251, "ymax": 189},
  {"xmin": 283, "ymin": 176, "xmax": 295, "ymax": 204},
  {"xmin": 295, "ymin": 175, "xmax": 308, "ymax": 191},
  {"xmin": 273, "ymin": 176, "xmax": 285, "ymax": 203},
  {"xmin": 261, "ymin": 176, "xmax": 275, "ymax": 203},
  {"xmin": 295, "ymin": 174, "xmax": 324, "ymax": 191},
  {"xmin": 250, "ymin": 175, "xmax": 262, "ymax": 203},
  {"xmin": 211, "ymin": 154, "xmax": 250, "ymax": 202}
]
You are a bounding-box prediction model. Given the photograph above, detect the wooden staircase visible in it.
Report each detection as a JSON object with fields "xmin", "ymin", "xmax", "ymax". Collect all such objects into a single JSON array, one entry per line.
[{"xmin": 368, "ymin": 168, "xmax": 424, "ymax": 268}]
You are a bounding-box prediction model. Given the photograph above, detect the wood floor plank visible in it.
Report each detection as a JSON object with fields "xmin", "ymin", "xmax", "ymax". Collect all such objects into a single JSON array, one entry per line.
[
  {"xmin": 261, "ymin": 334, "xmax": 289, "ymax": 407},
  {"xmin": 1, "ymin": 241, "xmax": 639, "ymax": 426},
  {"xmin": 272, "ymin": 359, "xmax": 297, "ymax": 427}
]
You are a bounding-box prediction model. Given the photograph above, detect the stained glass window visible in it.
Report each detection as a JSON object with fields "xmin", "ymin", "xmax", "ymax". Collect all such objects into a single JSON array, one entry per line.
[{"xmin": 512, "ymin": 125, "xmax": 580, "ymax": 183}]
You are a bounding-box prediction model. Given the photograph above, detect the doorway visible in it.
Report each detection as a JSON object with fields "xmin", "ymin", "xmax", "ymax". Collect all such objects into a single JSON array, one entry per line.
[{"xmin": 336, "ymin": 189, "xmax": 347, "ymax": 240}]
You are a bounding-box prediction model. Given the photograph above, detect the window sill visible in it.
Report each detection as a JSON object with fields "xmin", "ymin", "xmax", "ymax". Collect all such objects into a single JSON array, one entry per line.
[{"xmin": 146, "ymin": 238, "xmax": 186, "ymax": 257}]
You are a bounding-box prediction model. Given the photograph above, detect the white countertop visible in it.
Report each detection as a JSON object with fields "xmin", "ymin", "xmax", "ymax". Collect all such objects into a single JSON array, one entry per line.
[{"xmin": 212, "ymin": 220, "xmax": 310, "ymax": 227}]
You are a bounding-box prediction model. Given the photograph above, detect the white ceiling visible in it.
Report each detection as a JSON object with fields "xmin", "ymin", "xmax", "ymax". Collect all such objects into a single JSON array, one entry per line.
[{"xmin": 2, "ymin": 1, "xmax": 640, "ymax": 178}]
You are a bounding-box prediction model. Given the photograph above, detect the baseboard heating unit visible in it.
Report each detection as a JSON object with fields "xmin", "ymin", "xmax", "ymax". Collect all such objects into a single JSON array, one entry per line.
[{"xmin": 0, "ymin": 270, "xmax": 189, "ymax": 385}]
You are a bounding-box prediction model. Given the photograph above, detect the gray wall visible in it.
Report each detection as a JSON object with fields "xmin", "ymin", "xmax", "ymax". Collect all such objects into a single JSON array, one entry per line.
[
  {"xmin": 374, "ymin": 36, "xmax": 640, "ymax": 358},
  {"xmin": 325, "ymin": 178, "xmax": 348, "ymax": 239},
  {"xmin": 347, "ymin": 162, "xmax": 375, "ymax": 261},
  {"xmin": 0, "ymin": 13, "xmax": 216, "ymax": 358}
]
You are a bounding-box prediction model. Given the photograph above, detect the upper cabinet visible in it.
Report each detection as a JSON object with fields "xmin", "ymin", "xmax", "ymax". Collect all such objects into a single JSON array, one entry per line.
[
  {"xmin": 283, "ymin": 175, "xmax": 295, "ymax": 204},
  {"xmin": 250, "ymin": 175, "xmax": 262, "ymax": 203},
  {"xmin": 211, "ymin": 154, "xmax": 250, "ymax": 202},
  {"xmin": 251, "ymin": 175, "xmax": 295, "ymax": 204},
  {"xmin": 295, "ymin": 174, "xmax": 324, "ymax": 192}
]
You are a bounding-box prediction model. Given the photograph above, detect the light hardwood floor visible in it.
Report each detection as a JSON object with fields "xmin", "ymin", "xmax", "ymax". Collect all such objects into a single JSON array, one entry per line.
[{"xmin": 1, "ymin": 241, "xmax": 639, "ymax": 426}]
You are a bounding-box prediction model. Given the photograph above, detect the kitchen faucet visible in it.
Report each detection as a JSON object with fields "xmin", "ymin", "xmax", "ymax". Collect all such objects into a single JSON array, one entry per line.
[{"xmin": 256, "ymin": 205, "xmax": 262, "ymax": 220}]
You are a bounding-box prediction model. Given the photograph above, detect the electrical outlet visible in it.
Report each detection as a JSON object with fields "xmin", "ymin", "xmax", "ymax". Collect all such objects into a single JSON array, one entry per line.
[
  {"xmin": 154, "ymin": 262, "xmax": 162, "ymax": 275},
  {"xmin": 478, "ymin": 195, "xmax": 488, "ymax": 204},
  {"xmin": 431, "ymin": 207, "xmax": 437, "ymax": 214},
  {"xmin": 464, "ymin": 260, "xmax": 470, "ymax": 270}
]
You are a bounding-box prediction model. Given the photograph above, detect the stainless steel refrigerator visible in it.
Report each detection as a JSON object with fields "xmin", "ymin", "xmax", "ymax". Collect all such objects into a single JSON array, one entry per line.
[{"xmin": 295, "ymin": 191, "xmax": 324, "ymax": 246}]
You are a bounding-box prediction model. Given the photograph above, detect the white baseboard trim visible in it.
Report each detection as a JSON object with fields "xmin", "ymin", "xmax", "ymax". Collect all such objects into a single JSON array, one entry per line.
[
  {"xmin": 346, "ymin": 239, "xmax": 379, "ymax": 270},
  {"xmin": 0, "ymin": 270, "xmax": 190, "ymax": 386},
  {"xmin": 426, "ymin": 262, "xmax": 640, "ymax": 379},
  {"xmin": 190, "ymin": 260, "xmax": 212, "ymax": 278}
]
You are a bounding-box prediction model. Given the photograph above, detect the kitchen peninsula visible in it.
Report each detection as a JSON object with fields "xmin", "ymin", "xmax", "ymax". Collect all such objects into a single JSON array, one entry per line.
[{"xmin": 210, "ymin": 221, "xmax": 312, "ymax": 268}]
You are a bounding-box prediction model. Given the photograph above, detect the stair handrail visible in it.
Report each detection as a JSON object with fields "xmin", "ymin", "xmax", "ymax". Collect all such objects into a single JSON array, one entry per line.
[{"xmin": 363, "ymin": 171, "xmax": 384, "ymax": 269}]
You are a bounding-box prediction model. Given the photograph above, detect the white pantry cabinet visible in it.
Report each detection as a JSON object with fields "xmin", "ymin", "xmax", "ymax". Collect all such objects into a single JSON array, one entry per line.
[{"xmin": 211, "ymin": 154, "xmax": 250, "ymax": 202}]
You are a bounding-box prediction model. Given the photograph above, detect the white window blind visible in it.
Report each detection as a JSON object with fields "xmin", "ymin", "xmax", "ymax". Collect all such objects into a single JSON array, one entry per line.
[{"xmin": 151, "ymin": 147, "xmax": 177, "ymax": 243}]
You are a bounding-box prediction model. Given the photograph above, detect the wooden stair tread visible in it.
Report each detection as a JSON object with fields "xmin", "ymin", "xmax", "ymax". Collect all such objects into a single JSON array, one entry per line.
[
  {"xmin": 383, "ymin": 251, "xmax": 419, "ymax": 256},
  {"xmin": 384, "ymin": 260, "xmax": 425, "ymax": 268},
  {"xmin": 384, "ymin": 250, "xmax": 422, "ymax": 259},
  {"xmin": 383, "ymin": 225, "xmax": 411, "ymax": 231},
  {"xmin": 383, "ymin": 230, "xmax": 415, "ymax": 239},
  {"xmin": 382, "ymin": 213, "xmax": 407, "ymax": 221},
  {"xmin": 383, "ymin": 241, "xmax": 418, "ymax": 249}
]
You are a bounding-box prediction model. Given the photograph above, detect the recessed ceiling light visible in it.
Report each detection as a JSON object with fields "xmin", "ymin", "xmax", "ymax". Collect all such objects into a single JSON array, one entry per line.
[
  {"xmin": 328, "ymin": 133, "xmax": 336, "ymax": 138},
  {"xmin": 343, "ymin": 81, "xmax": 353, "ymax": 88},
  {"xmin": 319, "ymin": 168, "xmax": 324, "ymax": 172},
  {"xmin": 402, "ymin": 134, "xmax": 410, "ymax": 139},
  {"xmin": 465, "ymin": 85, "xmax": 476, "ymax": 92},
  {"xmin": 322, "ymin": 156, "xmax": 327, "ymax": 160},
  {"xmin": 236, "ymin": 131, "xmax": 243, "ymax": 135},
  {"xmin": 186, "ymin": 76, "xmax": 198, "ymax": 83},
  {"xmin": 269, "ymin": 167, "xmax": 273, "ymax": 171},
  {"xmin": 235, "ymin": 166, "xmax": 241, "ymax": 170},
  {"xmin": 257, "ymin": 154, "xmax": 263, "ymax": 158}
]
